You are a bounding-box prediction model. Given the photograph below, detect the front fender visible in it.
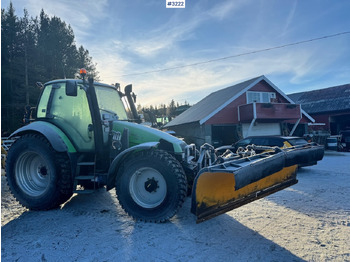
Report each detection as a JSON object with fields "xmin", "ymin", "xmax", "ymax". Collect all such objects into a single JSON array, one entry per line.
[
  {"xmin": 9, "ymin": 121, "xmax": 76, "ymax": 153},
  {"xmin": 106, "ymin": 142, "xmax": 159, "ymax": 190}
]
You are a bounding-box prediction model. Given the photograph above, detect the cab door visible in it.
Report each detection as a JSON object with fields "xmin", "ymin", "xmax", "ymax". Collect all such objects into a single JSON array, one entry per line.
[{"xmin": 37, "ymin": 82, "xmax": 94, "ymax": 152}]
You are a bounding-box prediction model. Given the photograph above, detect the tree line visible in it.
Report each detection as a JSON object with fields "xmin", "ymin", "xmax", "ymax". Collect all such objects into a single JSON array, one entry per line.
[
  {"xmin": 138, "ymin": 99, "xmax": 191, "ymax": 127},
  {"xmin": 1, "ymin": 3, "xmax": 98, "ymax": 135}
]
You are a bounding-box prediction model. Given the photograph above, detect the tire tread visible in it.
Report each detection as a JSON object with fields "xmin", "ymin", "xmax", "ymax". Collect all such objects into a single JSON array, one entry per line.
[
  {"xmin": 116, "ymin": 149, "xmax": 187, "ymax": 223},
  {"xmin": 5, "ymin": 133, "xmax": 73, "ymax": 210}
]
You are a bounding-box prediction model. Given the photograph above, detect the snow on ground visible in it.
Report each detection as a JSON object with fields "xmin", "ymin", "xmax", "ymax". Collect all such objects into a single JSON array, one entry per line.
[{"xmin": 1, "ymin": 151, "xmax": 350, "ymax": 262}]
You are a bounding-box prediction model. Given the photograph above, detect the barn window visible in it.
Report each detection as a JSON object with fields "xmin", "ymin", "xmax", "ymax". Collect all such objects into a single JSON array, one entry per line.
[{"xmin": 246, "ymin": 91, "xmax": 276, "ymax": 103}]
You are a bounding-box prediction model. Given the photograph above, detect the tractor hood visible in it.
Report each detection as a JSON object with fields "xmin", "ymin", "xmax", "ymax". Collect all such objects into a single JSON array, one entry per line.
[{"xmin": 112, "ymin": 121, "xmax": 187, "ymax": 154}]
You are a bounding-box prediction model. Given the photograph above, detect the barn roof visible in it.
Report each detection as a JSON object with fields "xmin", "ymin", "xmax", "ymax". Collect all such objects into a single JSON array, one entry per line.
[
  {"xmin": 165, "ymin": 76, "xmax": 262, "ymax": 127},
  {"xmin": 288, "ymin": 84, "xmax": 350, "ymax": 114},
  {"xmin": 165, "ymin": 75, "xmax": 312, "ymax": 127}
]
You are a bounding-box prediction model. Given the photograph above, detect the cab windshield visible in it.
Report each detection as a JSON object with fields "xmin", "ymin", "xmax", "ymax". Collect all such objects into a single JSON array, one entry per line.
[{"xmin": 95, "ymin": 85, "xmax": 128, "ymax": 120}]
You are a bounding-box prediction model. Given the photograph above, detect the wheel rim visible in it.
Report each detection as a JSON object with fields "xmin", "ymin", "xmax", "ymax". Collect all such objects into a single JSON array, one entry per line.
[
  {"xmin": 15, "ymin": 151, "xmax": 51, "ymax": 197},
  {"xmin": 129, "ymin": 167, "xmax": 167, "ymax": 208}
]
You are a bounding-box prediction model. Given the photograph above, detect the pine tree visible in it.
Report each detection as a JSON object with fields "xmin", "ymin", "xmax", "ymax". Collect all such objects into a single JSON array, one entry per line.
[
  {"xmin": 1, "ymin": 3, "xmax": 22, "ymax": 133},
  {"xmin": 1, "ymin": 4, "xmax": 99, "ymax": 133}
]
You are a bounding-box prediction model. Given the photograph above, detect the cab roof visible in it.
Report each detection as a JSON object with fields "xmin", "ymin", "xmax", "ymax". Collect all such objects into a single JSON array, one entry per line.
[{"xmin": 44, "ymin": 79, "xmax": 117, "ymax": 90}]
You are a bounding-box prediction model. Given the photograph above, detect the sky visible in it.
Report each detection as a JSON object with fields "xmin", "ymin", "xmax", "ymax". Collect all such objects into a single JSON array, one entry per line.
[{"xmin": 2, "ymin": 0, "xmax": 350, "ymax": 107}]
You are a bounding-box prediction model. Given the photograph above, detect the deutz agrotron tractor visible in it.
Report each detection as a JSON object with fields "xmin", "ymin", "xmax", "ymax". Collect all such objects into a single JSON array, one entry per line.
[{"xmin": 5, "ymin": 69, "xmax": 324, "ymax": 223}]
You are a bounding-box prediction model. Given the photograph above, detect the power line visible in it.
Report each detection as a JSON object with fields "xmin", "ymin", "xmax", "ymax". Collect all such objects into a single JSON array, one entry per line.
[{"xmin": 119, "ymin": 31, "xmax": 350, "ymax": 77}]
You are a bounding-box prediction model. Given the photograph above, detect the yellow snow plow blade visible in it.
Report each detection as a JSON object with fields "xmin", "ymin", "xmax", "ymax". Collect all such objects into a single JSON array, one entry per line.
[
  {"xmin": 192, "ymin": 165, "xmax": 297, "ymax": 223},
  {"xmin": 191, "ymin": 144, "xmax": 324, "ymax": 223}
]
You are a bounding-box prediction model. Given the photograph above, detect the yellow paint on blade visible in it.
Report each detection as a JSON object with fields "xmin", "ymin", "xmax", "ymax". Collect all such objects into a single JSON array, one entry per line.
[
  {"xmin": 196, "ymin": 165, "xmax": 298, "ymax": 208},
  {"xmin": 196, "ymin": 172, "xmax": 236, "ymax": 207}
]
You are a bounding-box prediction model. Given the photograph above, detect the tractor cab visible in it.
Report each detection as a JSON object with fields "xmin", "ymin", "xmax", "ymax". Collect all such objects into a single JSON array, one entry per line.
[
  {"xmin": 36, "ymin": 78, "xmax": 128, "ymax": 151},
  {"xmin": 34, "ymin": 68, "xmax": 140, "ymax": 155}
]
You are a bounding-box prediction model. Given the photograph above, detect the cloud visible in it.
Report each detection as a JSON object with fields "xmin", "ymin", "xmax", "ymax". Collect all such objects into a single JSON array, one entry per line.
[
  {"xmin": 126, "ymin": 0, "xmax": 247, "ymax": 57},
  {"xmin": 124, "ymin": 43, "xmax": 341, "ymax": 106},
  {"xmin": 3, "ymin": 0, "xmax": 109, "ymax": 43},
  {"xmin": 129, "ymin": 15, "xmax": 202, "ymax": 57},
  {"xmin": 281, "ymin": 1, "xmax": 298, "ymax": 36},
  {"xmin": 91, "ymin": 42, "xmax": 131, "ymax": 84},
  {"xmin": 207, "ymin": 0, "xmax": 247, "ymax": 20}
]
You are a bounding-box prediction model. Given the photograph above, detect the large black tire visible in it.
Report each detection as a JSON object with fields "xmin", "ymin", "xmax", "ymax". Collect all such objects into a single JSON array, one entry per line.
[
  {"xmin": 5, "ymin": 134, "xmax": 73, "ymax": 210},
  {"xmin": 116, "ymin": 149, "xmax": 187, "ymax": 223}
]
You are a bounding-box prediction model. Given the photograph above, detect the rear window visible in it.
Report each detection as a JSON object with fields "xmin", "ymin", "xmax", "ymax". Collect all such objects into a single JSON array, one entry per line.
[
  {"xmin": 288, "ymin": 138, "xmax": 308, "ymax": 146},
  {"xmin": 235, "ymin": 138, "xmax": 253, "ymax": 147},
  {"xmin": 267, "ymin": 137, "xmax": 284, "ymax": 147}
]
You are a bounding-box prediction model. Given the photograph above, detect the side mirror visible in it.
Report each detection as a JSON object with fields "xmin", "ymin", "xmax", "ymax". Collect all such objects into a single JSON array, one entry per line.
[
  {"xmin": 125, "ymin": 84, "xmax": 136, "ymax": 102},
  {"xmin": 66, "ymin": 80, "xmax": 78, "ymax": 96},
  {"xmin": 36, "ymin": 82, "xmax": 44, "ymax": 89},
  {"xmin": 124, "ymin": 84, "xmax": 132, "ymax": 94}
]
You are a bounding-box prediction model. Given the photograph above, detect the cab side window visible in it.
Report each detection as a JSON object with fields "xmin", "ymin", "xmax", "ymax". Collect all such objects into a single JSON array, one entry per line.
[
  {"xmin": 251, "ymin": 138, "xmax": 269, "ymax": 146},
  {"xmin": 36, "ymin": 85, "xmax": 52, "ymax": 118}
]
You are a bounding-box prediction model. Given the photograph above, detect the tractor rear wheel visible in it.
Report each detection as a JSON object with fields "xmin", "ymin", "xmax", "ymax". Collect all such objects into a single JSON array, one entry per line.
[
  {"xmin": 5, "ymin": 134, "xmax": 73, "ymax": 210},
  {"xmin": 116, "ymin": 149, "xmax": 187, "ymax": 222}
]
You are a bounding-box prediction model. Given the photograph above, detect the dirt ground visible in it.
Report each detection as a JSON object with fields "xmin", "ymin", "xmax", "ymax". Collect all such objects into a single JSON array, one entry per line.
[{"xmin": 1, "ymin": 151, "xmax": 350, "ymax": 262}]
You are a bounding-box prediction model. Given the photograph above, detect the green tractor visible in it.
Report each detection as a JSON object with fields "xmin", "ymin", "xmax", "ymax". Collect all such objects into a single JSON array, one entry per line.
[{"xmin": 5, "ymin": 70, "xmax": 324, "ymax": 223}]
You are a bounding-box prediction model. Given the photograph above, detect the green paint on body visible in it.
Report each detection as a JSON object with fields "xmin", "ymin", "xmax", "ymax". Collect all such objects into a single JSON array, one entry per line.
[
  {"xmin": 113, "ymin": 121, "xmax": 186, "ymax": 154},
  {"xmin": 38, "ymin": 121, "xmax": 77, "ymax": 153}
]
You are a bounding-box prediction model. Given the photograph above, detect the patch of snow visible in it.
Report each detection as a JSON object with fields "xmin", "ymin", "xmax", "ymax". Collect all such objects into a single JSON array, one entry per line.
[{"xmin": 1, "ymin": 152, "xmax": 350, "ymax": 261}]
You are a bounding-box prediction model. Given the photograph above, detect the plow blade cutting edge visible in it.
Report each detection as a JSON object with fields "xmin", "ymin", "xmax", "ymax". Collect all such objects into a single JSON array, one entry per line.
[{"xmin": 191, "ymin": 144, "xmax": 324, "ymax": 223}]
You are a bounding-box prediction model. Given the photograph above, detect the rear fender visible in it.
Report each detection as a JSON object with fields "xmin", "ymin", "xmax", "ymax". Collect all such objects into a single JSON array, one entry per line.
[
  {"xmin": 106, "ymin": 142, "xmax": 159, "ymax": 190},
  {"xmin": 9, "ymin": 121, "xmax": 76, "ymax": 153}
]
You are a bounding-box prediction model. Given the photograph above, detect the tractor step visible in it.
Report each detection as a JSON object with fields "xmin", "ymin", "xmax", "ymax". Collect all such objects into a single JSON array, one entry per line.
[
  {"xmin": 73, "ymin": 175, "xmax": 98, "ymax": 194},
  {"xmin": 75, "ymin": 175, "xmax": 95, "ymax": 180}
]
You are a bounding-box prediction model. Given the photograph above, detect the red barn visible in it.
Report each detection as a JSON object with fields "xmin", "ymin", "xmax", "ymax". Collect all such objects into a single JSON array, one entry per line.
[
  {"xmin": 165, "ymin": 75, "xmax": 314, "ymax": 147},
  {"xmin": 289, "ymin": 84, "xmax": 350, "ymax": 148},
  {"xmin": 289, "ymin": 84, "xmax": 350, "ymax": 135}
]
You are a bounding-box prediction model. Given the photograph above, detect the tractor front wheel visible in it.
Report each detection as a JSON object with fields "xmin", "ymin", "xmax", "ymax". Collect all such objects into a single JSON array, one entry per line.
[
  {"xmin": 5, "ymin": 134, "xmax": 73, "ymax": 210},
  {"xmin": 116, "ymin": 149, "xmax": 187, "ymax": 222}
]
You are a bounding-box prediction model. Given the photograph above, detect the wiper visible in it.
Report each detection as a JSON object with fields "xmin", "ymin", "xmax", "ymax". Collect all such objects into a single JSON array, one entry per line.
[{"xmin": 99, "ymin": 108, "xmax": 117, "ymax": 116}]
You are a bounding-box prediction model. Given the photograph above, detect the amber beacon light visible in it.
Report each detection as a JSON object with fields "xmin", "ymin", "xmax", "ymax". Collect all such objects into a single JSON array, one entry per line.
[{"xmin": 79, "ymin": 68, "xmax": 87, "ymax": 78}]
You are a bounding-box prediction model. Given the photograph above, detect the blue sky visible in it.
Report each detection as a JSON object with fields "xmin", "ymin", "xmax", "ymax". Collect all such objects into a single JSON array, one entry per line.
[{"xmin": 2, "ymin": 0, "xmax": 350, "ymax": 106}]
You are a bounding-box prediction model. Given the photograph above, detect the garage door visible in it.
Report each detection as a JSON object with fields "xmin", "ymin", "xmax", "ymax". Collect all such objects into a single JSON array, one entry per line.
[{"xmin": 242, "ymin": 122, "xmax": 281, "ymax": 138}]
